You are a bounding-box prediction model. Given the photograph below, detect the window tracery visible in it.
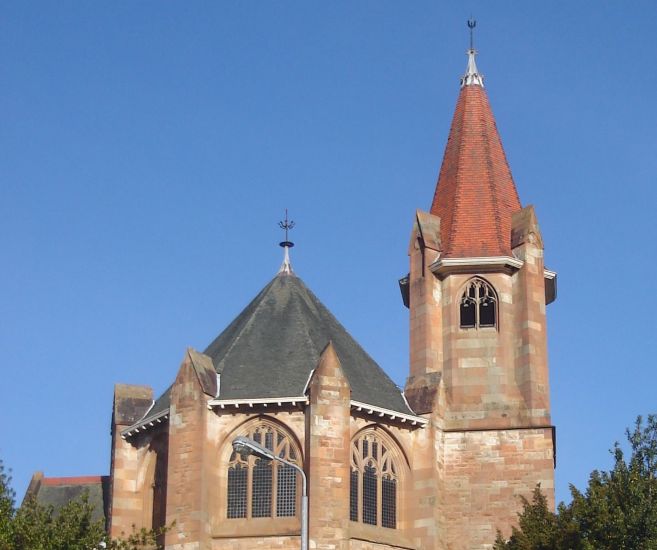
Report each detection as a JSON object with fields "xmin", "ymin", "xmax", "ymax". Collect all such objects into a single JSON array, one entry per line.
[
  {"xmin": 459, "ymin": 278, "xmax": 497, "ymax": 329},
  {"xmin": 350, "ymin": 430, "xmax": 400, "ymax": 529},
  {"xmin": 226, "ymin": 421, "xmax": 299, "ymax": 520}
]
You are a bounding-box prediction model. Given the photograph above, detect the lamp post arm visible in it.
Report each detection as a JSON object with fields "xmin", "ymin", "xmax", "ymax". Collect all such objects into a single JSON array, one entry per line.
[
  {"xmin": 270, "ymin": 455, "xmax": 307, "ymax": 496},
  {"xmin": 232, "ymin": 436, "xmax": 308, "ymax": 550},
  {"xmin": 270, "ymin": 455, "xmax": 308, "ymax": 550}
]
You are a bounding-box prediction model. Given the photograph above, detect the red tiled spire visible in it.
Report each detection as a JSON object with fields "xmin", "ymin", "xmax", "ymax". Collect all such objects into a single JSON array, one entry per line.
[{"xmin": 430, "ymin": 50, "xmax": 521, "ymax": 258}]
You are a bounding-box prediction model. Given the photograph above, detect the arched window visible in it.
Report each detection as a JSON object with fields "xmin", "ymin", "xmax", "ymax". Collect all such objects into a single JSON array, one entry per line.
[
  {"xmin": 226, "ymin": 421, "xmax": 299, "ymax": 520},
  {"xmin": 459, "ymin": 278, "xmax": 497, "ymax": 329},
  {"xmin": 350, "ymin": 430, "xmax": 400, "ymax": 529}
]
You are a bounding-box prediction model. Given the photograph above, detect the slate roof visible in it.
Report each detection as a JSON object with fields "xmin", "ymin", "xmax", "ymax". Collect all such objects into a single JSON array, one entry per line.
[
  {"xmin": 430, "ymin": 53, "xmax": 522, "ymax": 258},
  {"xmin": 24, "ymin": 475, "xmax": 109, "ymax": 524},
  {"xmin": 204, "ymin": 271, "xmax": 413, "ymax": 415},
  {"xmin": 149, "ymin": 385, "xmax": 171, "ymax": 418}
]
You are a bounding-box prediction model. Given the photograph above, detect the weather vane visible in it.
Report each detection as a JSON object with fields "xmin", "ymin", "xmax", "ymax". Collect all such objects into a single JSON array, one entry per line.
[
  {"xmin": 467, "ymin": 17, "xmax": 476, "ymax": 51},
  {"xmin": 278, "ymin": 208, "xmax": 295, "ymax": 249}
]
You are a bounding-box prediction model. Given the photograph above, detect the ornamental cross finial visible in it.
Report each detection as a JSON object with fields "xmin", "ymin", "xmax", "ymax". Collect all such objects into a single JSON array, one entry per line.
[
  {"xmin": 277, "ymin": 209, "xmax": 295, "ymax": 274},
  {"xmin": 278, "ymin": 208, "xmax": 295, "ymax": 248},
  {"xmin": 467, "ymin": 17, "xmax": 476, "ymax": 51}
]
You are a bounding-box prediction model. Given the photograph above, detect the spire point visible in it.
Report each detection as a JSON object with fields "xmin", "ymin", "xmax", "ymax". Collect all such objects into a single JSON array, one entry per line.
[
  {"xmin": 278, "ymin": 209, "xmax": 295, "ymax": 275},
  {"xmin": 461, "ymin": 18, "xmax": 484, "ymax": 88},
  {"xmin": 467, "ymin": 17, "xmax": 476, "ymax": 50}
]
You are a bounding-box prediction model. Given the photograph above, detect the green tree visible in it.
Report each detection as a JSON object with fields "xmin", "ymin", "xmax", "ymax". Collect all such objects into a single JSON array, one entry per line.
[
  {"xmin": 493, "ymin": 487, "xmax": 586, "ymax": 550},
  {"xmin": 10, "ymin": 493, "xmax": 106, "ymax": 550},
  {"xmin": 0, "ymin": 458, "xmax": 165, "ymax": 550},
  {"xmin": 496, "ymin": 415, "xmax": 657, "ymax": 550},
  {"xmin": 0, "ymin": 460, "xmax": 15, "ymax": 549}
]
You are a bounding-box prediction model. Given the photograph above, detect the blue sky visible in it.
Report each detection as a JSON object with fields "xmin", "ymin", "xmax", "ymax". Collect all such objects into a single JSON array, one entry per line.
[{"xmin": 2, "ymin": 2, "xmax": 657, "ymax": 507}]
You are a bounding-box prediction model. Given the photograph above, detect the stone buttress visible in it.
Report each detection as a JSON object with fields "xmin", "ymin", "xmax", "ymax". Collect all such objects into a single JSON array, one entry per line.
[{"xmin": 307, "ymin": 343, "xmax": 351, "ymax": 550}]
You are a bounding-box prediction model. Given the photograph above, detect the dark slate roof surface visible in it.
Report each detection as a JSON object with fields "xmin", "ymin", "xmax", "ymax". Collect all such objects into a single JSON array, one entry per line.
[
  {"xmin": 27, "ymin": 476, "xmax": 109, "ymax": 524},
  {"xmin": 204, "ymin": 273, "xmax": 412, "ymax": 415},
  {"xmin": 149, "ymin": 385, "xmax": 171, "ymax": 418}
]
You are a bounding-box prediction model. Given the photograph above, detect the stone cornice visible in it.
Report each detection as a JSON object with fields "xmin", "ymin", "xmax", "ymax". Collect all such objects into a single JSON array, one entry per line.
[{"xmin": 430, "ymin": 255, "xmax": 524, "ymax": 277}]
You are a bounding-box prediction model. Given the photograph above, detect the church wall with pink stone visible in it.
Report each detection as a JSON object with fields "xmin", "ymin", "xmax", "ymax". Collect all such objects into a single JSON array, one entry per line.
[{"xmin": 106, "ymin": 46, "xmax": 557, "ymax": 550}]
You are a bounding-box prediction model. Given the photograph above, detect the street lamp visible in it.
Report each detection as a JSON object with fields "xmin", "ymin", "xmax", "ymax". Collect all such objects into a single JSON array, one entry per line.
[{"xmin": 232, "ymin": 436, "xmax": 308, "ymax": 550}]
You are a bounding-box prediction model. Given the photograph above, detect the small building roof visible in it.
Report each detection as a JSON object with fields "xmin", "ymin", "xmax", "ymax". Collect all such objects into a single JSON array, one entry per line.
[
  {"xmin": 23, "ymin": 473, "xmax": 109, "ymax": 524},
  {"xmin": 204, "ymin": 271, "xmax": 413, "ymax": 415}
]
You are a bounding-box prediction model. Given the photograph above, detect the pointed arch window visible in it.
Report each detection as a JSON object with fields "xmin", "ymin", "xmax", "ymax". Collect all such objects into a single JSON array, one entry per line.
[
  {"xmin": 350, "ymin": 431, "xmax": 400, "ymax": 529},
  {"xmin": 459, "ymin": 278, "xmax": 497, "ymax": 329},
  {"xmin": 227, "ymin": 422, "xmax": 299, "ymax": 520}
]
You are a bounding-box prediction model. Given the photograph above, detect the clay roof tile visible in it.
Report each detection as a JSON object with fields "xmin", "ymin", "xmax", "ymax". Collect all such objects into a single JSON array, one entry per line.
[{"xmin": 430, "ymin": 52, "xmax": 521, "ymax": 258}]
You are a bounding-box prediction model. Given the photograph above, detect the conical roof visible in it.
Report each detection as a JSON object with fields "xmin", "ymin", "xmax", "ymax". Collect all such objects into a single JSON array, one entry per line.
[
  {"xmin": 430, "ymin": 51, "xmax": 522, "ymax": 258},
  {"xmin": 204, "ymin": 272, "xmax": 412, "ymax": 415}
]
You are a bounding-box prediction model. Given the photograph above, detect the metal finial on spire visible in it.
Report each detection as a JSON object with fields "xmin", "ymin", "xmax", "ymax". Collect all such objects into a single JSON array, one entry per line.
[
  {"xmin": 461, "ymin": 18, "xmax": 484, "ymax": 88},
  {"xmin": 278, "ymin": 209, "xmax": 295, "ymax": 274},
  {"xmin": 467, "ymin": 17, "xmax": 476, "ymax": 50}
]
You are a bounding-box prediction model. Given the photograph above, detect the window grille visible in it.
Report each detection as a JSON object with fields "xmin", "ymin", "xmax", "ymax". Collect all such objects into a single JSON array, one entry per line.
[
  {"xmin": 459, "ymin": 278, "xmax": 497, "ymax": 329},
  {"xmin": 349, "ymin": 430, "xmax": 400, "ymax": 529},
  {"xmin": 382, "ymin": 477, "xmax": 397, "ymax": 528},
  {"xmin": 350, "ymin": 470, "xmax": 358, "ymax": 522},
  {"xmin": 276, "ymin": 464, "xmax": 297, "ymax": 517},
  {"xmin": 251, "ymin": 459, "xmax": 272, "ymax": 518},
  {"xmin": 362, "ymin": 465, "xmax": 378, "ymax": 525},
  {"xmin": 226, "ymin": 421, "xmax": 300, "ymax": 520},
  {"xmin": 227, "ymin": 462, "xmax": 248, "ymax": 518}
]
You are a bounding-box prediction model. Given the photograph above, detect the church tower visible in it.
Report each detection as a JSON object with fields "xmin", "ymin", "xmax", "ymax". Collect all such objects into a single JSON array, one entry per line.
[{"xmin": 402, "ymin": 33, "xmax": 557, "ymax": 548}]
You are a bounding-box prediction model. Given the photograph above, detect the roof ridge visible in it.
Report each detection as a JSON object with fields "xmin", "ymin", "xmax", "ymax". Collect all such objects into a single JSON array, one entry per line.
[
  {"xmin": 299, "ymin": 280, "xmax": 405, "ymax": 396},
  {"xmin": 285, "ymin": 278, "xmax": 321, "ymax": 363},
  {"xmin": 493, "ymin": 109, "xmax": 521, "ymax": 208},
  {"xmin": 207, "ymin": 276, "xmax": 279, "ymax": 370},
  {"xmin": 479, "ymin": 92, "xmax": 507, "ymax": 256},
  {"xmin": 446, "ymin": 88, "xmax": 469, "ymax": 257},
  {"xmin": 41, "ymin": 476, "xmax": 106, "ymax": 486},
  {"xmin": 430, "ymin": 84, "xmax": 463, "ymax": 257}
]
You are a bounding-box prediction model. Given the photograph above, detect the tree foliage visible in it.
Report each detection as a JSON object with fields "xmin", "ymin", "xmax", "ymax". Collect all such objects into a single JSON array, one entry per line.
[
  {"xmin": 0, "ymin": 461, "xmax": 15, "ymax": 550},
  {"xmin": 0, "ymin": 459, "xmax": 165, "ymax": 550},
  {"xmin": 495, "ymin": 415, "xmax": 657, "ymax": 550}
]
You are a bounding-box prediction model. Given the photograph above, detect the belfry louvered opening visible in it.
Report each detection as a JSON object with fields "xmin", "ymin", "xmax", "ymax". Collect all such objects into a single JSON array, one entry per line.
[
  {"xmin": 226, "ymin": 421, "xmax": 299, "ymax": 520},
  {"xmin": 459, "ymin": 277, "xmax": 497, "ymax": 329},
  {"xmin": 350, "ymin": 430, "xmax": 400, "ymax": 529}
]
